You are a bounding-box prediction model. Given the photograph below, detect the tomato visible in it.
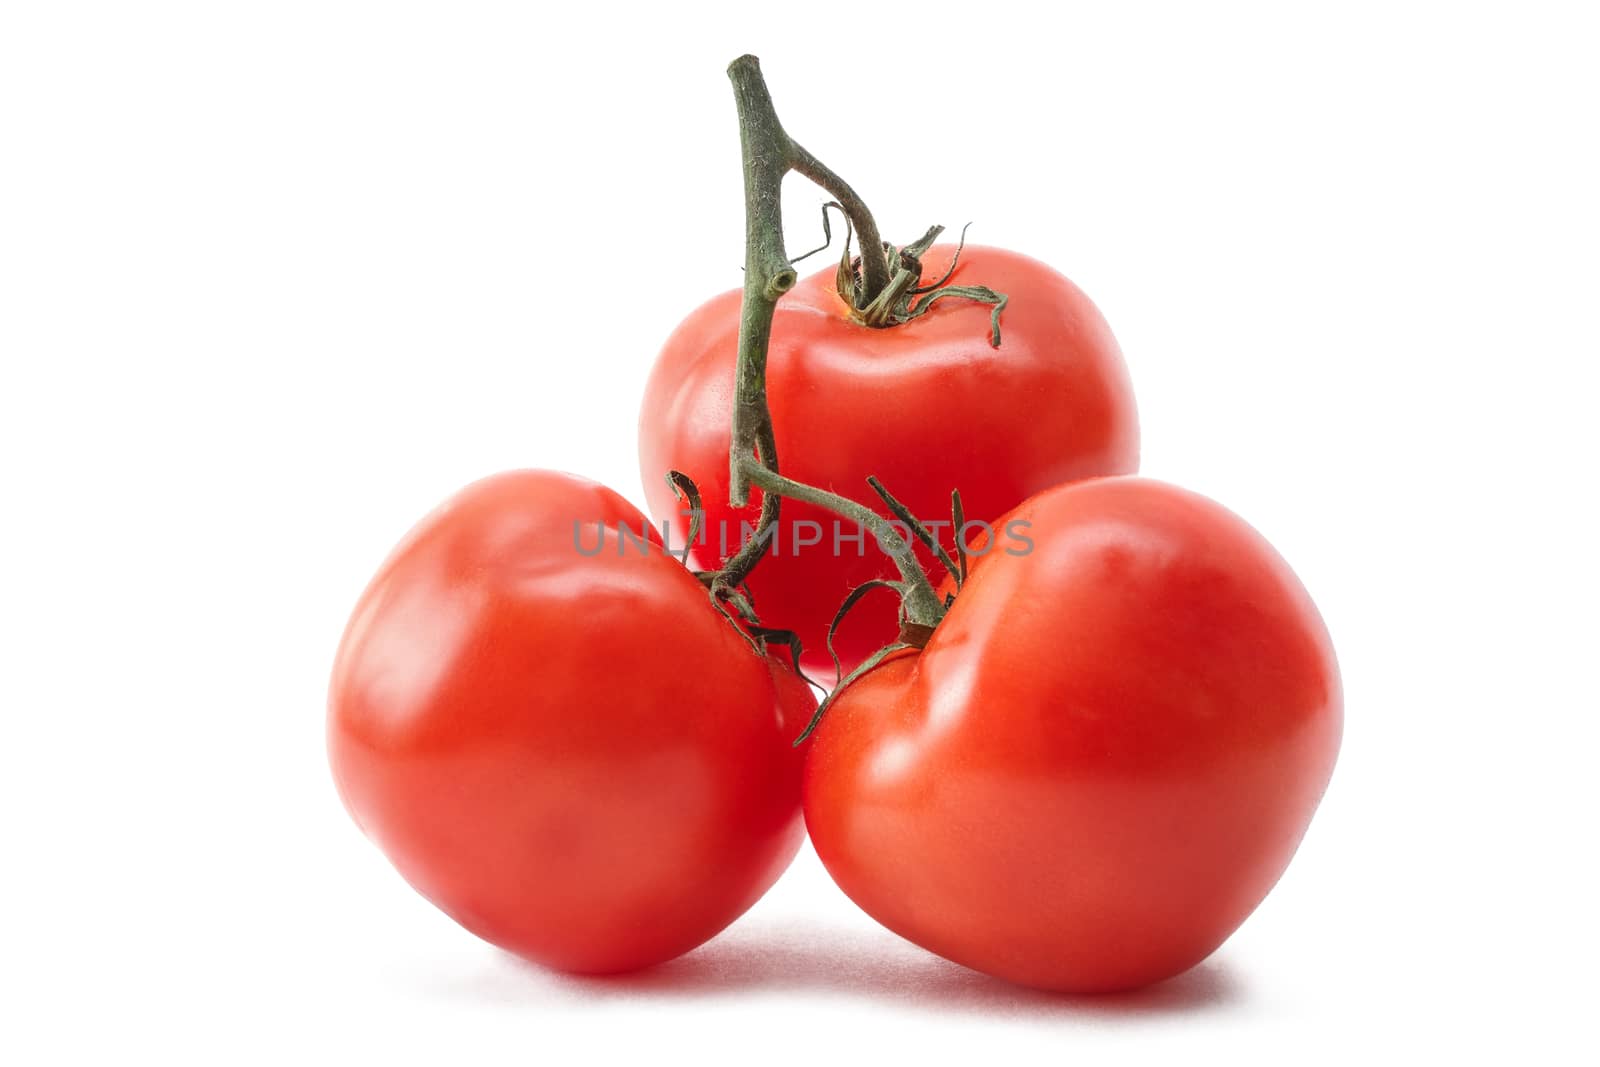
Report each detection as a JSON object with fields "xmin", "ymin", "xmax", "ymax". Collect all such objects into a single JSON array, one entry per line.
[
  {"xmin": 639, "ymin": 244, "xmax": 1139, "ymax": 677},
  {"xmin": 802, "ymin": 477, "xmax": 1341, "ymax": 992},
  {"xmin": 328, "ymin": 470, "xmax": 813, "ymax": 974}
]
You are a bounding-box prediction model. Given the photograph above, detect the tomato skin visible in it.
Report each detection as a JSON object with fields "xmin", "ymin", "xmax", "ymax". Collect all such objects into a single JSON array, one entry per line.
[
  {"xmin": 803, "ymin": 477, "xmax": 1341, "ymax": 993},
  {"xmin": 639, "ymin": 245, "xmax": 1139, "ymax": 676},
  {"xmin": 328, "ymin": 470, "xmax": 811, "ymax": 974}
]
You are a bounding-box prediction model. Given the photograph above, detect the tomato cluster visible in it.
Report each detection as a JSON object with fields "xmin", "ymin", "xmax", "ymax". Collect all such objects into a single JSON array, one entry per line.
[{"xmin": 328, "ymin": 56, "xmax": 1340, "ymax": 994}]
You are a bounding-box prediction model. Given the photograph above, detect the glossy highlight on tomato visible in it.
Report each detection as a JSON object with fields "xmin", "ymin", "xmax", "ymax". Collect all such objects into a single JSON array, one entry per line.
[
  {"xmin": 639, "ymin": 245, "xmax": 1139, "ymax": 677},
  {"xmin": 802, "ymin": 477, "xmax": 1341, "ymax": 992},
  {"xmin": 328, "ymin": 470, "xmax": 813, "ymax": 974}
]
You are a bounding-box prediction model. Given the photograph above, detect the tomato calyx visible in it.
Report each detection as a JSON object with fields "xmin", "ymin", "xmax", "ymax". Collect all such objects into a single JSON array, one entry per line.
[
  {"xmin": 788, "ymin": 486, "xmax": 971, "ymax": 743},
  {"xmin": 826, "ymin": 212, "xmax": 1010, "ymax": 348},
  {"xmin": 794, "ymin": 637, "xmax": 921, "ymax": 743},
  {"xmin": 669, "ymin": 466, "xmax": 823, "ymax": 687}
]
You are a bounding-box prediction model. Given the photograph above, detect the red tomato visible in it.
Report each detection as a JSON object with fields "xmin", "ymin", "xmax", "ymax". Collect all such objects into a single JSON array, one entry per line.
[
  {"xmin": 328, "ymin": 470, "xmax": 813, "ymax": 974},
  {"xmin": 802, "ymin": 477, "xmax": 1341, "ymax": 992},
  {"xmin": 639, "ymin": 245, "xmax": 1139, "ymax": 677}
]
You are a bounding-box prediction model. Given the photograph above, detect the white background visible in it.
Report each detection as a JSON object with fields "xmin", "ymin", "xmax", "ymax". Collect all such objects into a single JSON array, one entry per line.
[{"xmin": 4, "ymin": 2, "xmax": 1597, "ymax": 1062}]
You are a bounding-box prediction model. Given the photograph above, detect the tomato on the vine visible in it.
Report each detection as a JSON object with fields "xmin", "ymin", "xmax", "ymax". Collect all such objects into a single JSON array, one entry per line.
[
  {"xmin": 639, "ymin": 244, "xmax": 1139, "ymax": 677},
  {"xmin": 328, "ymin": 470, "xmax": 813, "ymax": 974},
  {"xmin": 802, "ymin": 476, "xmax": 1342, "ymax": 993},
  {"xmin": 329, "ymin": 54, "xmax": 1339, "ymax": 996}
]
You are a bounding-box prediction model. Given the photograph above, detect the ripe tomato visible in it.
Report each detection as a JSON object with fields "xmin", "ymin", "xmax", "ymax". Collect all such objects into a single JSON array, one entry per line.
[
  {"xmin": 639, "ymin": 245, "xmax": 1138, "ymax": 677},
  {"xmin": 328, "ymin": 470, "xmax": 813, "ymax": 974},
  {"xmin": 802, "ymin": 477, "xmax": 1341, "ymax": 992}
]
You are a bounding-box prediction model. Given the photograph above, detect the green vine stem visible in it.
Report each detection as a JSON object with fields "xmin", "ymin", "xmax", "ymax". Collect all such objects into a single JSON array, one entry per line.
[
  {"xmin": 724, "ymin": 55, "xmax": 891, "ymax": 514},
  {"xmin": 718, "ymin": 54, "xmax": 944, "ymax": 635},
  {"xmin": 790, "ymin": 146, "xmax": 892, "ymax": 307},
  {"xmin": 743, "ymin": 464, "xmax": 946, "ymax": 631}
]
